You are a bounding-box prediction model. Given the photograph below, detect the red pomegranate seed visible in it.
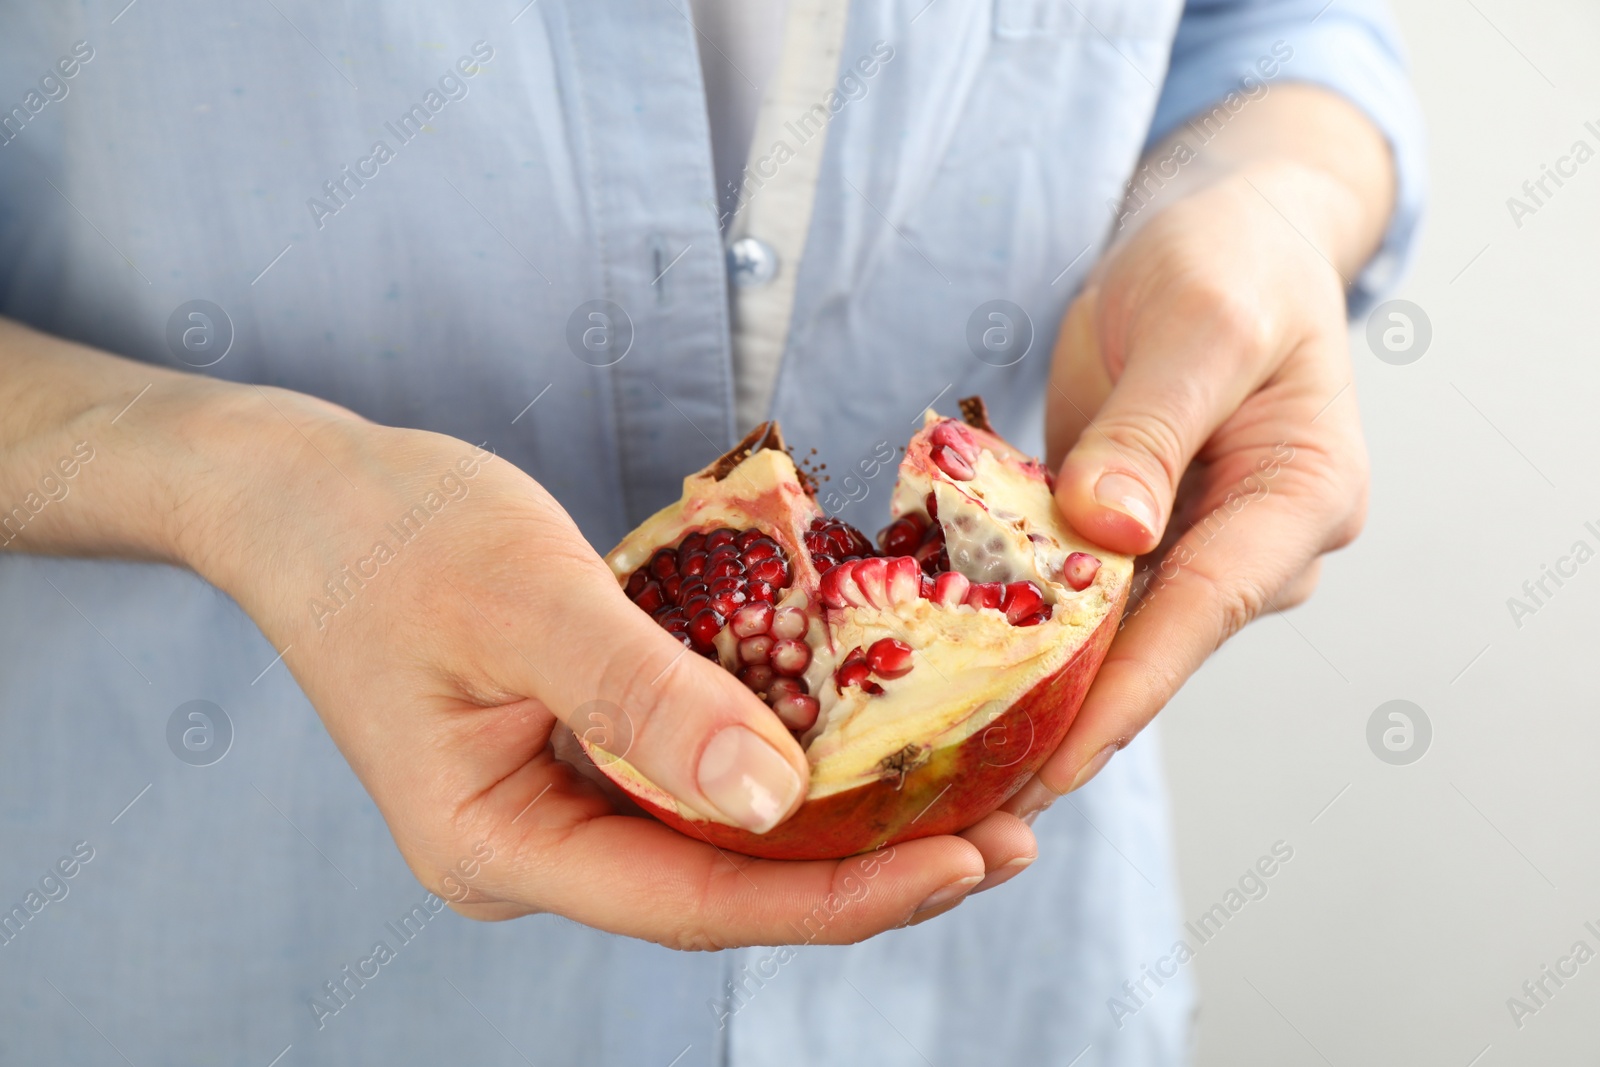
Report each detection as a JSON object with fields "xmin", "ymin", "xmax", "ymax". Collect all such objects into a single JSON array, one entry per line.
[
  {"xmin": 738, "ymin": 664, "xmax": 776, "ymax": 693},
  {"xmin": 709, "ymin": 591, "xmax": 746, "ymax": 617},
  {"xmin": 770, "ymin": 639, "xmax": 811, "ymax": 676},
  {"xmin": 706, "ymin": 557, "xmax": 745, "ymax": 581},
  {"xmin": 819, "ymin": 565, "xmax": 856, "ymax": 609},
  {"xmin": 772, "ymin": 693, "xmax": 820, "ymax": 731},
  {"xmin": 680, "ymin": 531, "xmax": 707, "ymax": 554},
  {"xmin": 706, "ymin": 527, "xmax": 738, "ymax": 549},
  {"xmin": 878, "ymin": 515, "xmax": 927, "ymax": 556},
  {"xmin": 1014, "ymin": 610, "xmax": 1051, "ymax": 627},
  {"xmin": 930, "ymin": 571, "xmax": 970, "ymax": 606},
  {"xmin": 771, "ymin": 607, "xmax": 807, "ymax": 639},
  {"xmin": 808, "ymin": 518, "xmax": 875, "ymax": 561},
  {"xmin": 768, "ymin": 676, "xmax": 809, "ymax": 698},
  {"xmin": 739, "ymin": 635, "xmax": 774, "ymax": 664},
  {"xmin": 920, "ymin": 574, "xmax": 936, "ymax": 598},
  {"xmin": 866, "ymin": 638, "xmax": 914, "ymax": 679},
  {"xmin": 933, "ymin": 445, "xmax": 975, "ymax": 481},
  {"xmin": 688, "ymin": 609, "xmax": 724, "ymax": 649},
  {"xmin": 658, "ymin": 608, "xmax": 688, "ymax": 629},
  {"xmin": 626, "ymin": 569, "xmax": 648, "ymax": 597},
  {"xmin": 748, "ymin": 557, "xmax": 787, "ymax": 585},
  {"xmin": 925, "ymin": 492, "xmax": 938, "ymax": 519},
  {"xmin": 678, "ymin": 579, "xmax": 708, "ymax": 602},
  {"xmin": 634, "ymin": 581, "xmax": 666, "ymax": 614},
  {"xmin": 835, "ymin": 657, "xmax": 871, "ymax": 691},
  {"xmin": 848, "ymin": 558, "xmax": 889, "ymax": 607},
  {"xmin": 744, "ymin": 539, "xmax": 780, "ymax": 562},
  {"xmin": 747, "ymin": 581, "xmax": 777, "ymax": 603},
  {"xmin": 914, "ymin": 534, "xmax": 948, "ymax": 576},
  {"xmin": 662, "ymin": 574, "xmax": 684, "ymax": 602},
  {"xmin": 649, "ymin": 549, "xmax": 678, "ymax": 579},
  {"xmin": 1062, "ymin": 552, "xmax": 1101, "ymax": 591},
  {"xmin": 736, "ymin": 529, "xmax": 765, "ymax": 550},
  {"xmin": 730, "ymin": 602, "xmax": 774, "ymax": 637},
  {"xmin": 679, "ymin": 552, "xmax": 708, "ymax": 577},
  {"xmin": 681, "ymin": 594, "xmax": 712, "ymax": 617},
  {"xmin": 1000, "ymin": 581, "xmax": 1044, "ymax": 624},
  {"xmin": 884, "ymin": 557, "xmax": 922, "ymax": 605},
  {"xmin": 966, "ymin": 582, "xmax": 1004, "ymax": 610}
]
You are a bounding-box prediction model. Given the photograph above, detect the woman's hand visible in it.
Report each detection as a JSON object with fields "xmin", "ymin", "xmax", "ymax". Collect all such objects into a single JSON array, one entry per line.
[
  {"xmin": 1, "ymin": 319, "xmax": 1028, "ymax": 943},
  {"xmin": 178, "ymin": 387, "xmax": 1024, "ymax": 946},
  {"xmin": 1005, "ymin": 152, "xmax": 1384, "ymax": 819}
]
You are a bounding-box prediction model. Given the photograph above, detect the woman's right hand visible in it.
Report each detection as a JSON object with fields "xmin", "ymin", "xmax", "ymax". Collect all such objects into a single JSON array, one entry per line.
[{"xmin": 163, "ymin": 380, "xmax": 1023, "ymax": 947}]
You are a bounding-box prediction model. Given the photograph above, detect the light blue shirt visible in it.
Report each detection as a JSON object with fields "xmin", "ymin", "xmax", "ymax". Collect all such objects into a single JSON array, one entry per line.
[{"xmin": 0, "ymin": 1, "xmax": 1422, "ymax": 1063}]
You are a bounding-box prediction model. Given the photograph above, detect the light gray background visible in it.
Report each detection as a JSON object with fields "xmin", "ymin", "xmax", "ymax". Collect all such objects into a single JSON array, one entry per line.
[{"xmin": 1163, "ymin": 1, "xmax": 1600, "ymax": 1063}]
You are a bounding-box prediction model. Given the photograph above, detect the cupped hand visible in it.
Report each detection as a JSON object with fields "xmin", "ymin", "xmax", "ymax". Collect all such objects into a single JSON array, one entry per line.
[
  {"xmin": 188, "ymin": 391, "xmax": 1026, "ymax": 947},
  {"xmin": 1006, "ymin": 161, "xmax": 1374, "ymax": 818}
]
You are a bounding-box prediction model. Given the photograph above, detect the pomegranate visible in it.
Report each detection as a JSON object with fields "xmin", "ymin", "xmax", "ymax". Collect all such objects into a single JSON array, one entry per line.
[{"xmin": 582, "ymin": 397, "xmax": 1131, "ymax": 860}]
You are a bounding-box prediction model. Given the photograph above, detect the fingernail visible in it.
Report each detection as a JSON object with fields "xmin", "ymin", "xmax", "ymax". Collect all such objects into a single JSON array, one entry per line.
[
  {"xmin": 1069, "ymin": 743, "xmax": 1118, "ymax": 793},
  {"xmin": 973, "ymin": 856, "xmax": 1034, "ymax": 895},
  {"xmin": 697, "ymin": 726, "xmax": 804, "ymax": 834},
  {"xmin": 1093, "ymin": 471, "xmax": 1159, "ymax": 536},
  {"xmin": 1009, "ymin": 776, "xmax": 1059, "ymax": 825},
  {"xmin": 914, "ymin": 874, "xmax": 983, "ymax": 916}
]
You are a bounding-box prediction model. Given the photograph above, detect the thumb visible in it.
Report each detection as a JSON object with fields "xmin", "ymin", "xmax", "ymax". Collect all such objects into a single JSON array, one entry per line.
[
  {"xmin": 1052, "ymin": 305, "xmax": 1263, "ymax": 556},
  {"xmin": 536, "ymin": 557, "xmax": 809, "ymax": 835}
]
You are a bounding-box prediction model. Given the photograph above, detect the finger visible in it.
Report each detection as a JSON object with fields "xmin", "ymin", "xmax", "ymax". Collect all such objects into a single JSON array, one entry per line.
[
  {"xmin": 1052, "ymin": 287, "xmax": 1279, "ymax": 555},
  {"xmin": 465, "ymin": 510, "xmax": 811, "ymax": 836},
  {"xmin": 959, "ymin": 810, "xmax": 1037, "ymax": 897},
  {"xmin": 475, "ymin": 768, "xmax": 987, "ymax": 947},
  {"xmin": 1017, "ymin": 447, "xmax": 1357, "ymax": 812}
]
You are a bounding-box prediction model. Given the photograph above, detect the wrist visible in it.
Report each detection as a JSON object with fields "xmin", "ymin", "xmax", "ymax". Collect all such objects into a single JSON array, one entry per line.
[
  {"xmin": 168, "ymin": 382, "xmax": 373, "ymax": 599},
  {"xmin": 1228, "ymin": 158, "xmax": 1382, "ymax": 283}
]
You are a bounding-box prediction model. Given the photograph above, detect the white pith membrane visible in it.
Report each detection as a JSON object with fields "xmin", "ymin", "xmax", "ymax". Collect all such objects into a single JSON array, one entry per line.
[{"xmin": 597, "ymin": 409, "xmax": 1132, "ymax": 827}]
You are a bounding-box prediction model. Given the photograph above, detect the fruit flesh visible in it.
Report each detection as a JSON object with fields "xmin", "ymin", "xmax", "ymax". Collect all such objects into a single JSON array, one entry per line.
[{"xmin": 590, "ymin": 402, "xmax": 1132, "ymax": 859}]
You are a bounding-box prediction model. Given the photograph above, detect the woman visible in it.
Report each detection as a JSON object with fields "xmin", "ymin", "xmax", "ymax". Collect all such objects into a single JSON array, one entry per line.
[{"xmin": 0, "ymin": 0, "xmax": 1420, "ymax": 1062}]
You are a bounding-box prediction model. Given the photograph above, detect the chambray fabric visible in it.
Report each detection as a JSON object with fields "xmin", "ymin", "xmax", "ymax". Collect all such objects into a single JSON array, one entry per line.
[{"xmin": 0, "ymin": 1, "xmax": 1422, "ymax": 1064}]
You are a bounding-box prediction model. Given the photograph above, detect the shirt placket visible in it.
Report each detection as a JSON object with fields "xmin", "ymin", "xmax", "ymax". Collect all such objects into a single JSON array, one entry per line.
[{"xmin": 558, "ymin": 0, "xmax": 739, "ymax": 529}]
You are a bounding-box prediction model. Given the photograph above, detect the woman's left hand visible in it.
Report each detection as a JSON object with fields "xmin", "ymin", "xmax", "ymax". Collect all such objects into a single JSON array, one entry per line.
[{"xmin": 1004, "ymin": 156, "xmax": 1380, "ymax": 819}]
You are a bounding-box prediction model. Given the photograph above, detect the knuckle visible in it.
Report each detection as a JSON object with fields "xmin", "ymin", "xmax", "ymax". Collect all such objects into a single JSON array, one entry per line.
[
  {"xmin": 1095, "ymin": 412, "xmax": 1191, "ymax": 491},
  {"xmin": 1307, "ymin": 442, "xmax": 1370, "ymax": 553},
  {"xmin": 593, "ymin": 643, "xmax": 682, "ymax": 747},
  {"xmin": 1216, "ymin": 588, "xmax": 1265, "ymax": 645},
  {"xmin": 656, "ymin": 921, "xmax": 729, "ymax": 952},
  {"xmin": 1207, "ymin": 293, "xmax": 1271, "ymax": 359},
  {"xmin": 1328, "ymin": 471, "xmax": 1371, "ymax": 552},
  {"xmin": 1190, "ymin": 565, "xmax": 1269, "ymax": 647},
  {"xmin": 1273, "ymin": 563, "xmax": 1323, "ymax": 612},
  {"xmin": 1326, "ymin": 504, "xmax": 1368, "ymax": 553},
  {"xmin": 1170, "ymin": 278, "xmax": 1271, "ymax": 365}
]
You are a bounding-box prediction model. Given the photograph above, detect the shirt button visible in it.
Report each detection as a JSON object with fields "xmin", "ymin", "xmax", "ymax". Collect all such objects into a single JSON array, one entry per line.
[{"xmin": 728, "ymin": 236, "xmax": 779, "ymax": 288}]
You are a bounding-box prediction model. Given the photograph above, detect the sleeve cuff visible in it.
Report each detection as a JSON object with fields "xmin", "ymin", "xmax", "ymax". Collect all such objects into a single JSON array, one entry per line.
[{"xmin": 1148, "ymin": 1, "xmax": 1428, "ymax": 317}]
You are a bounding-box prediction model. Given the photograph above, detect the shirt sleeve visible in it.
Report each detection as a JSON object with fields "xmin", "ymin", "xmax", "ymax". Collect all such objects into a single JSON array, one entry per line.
[{"xmin": 1149, "ymin": 0, "xmax": 1428, "ymax": 316}]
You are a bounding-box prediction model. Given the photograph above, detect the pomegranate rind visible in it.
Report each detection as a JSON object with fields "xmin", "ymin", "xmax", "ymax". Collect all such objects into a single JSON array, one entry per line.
[{"xmin": 584, "ymin": 588, "xmax": 1124, "ymax": 859}]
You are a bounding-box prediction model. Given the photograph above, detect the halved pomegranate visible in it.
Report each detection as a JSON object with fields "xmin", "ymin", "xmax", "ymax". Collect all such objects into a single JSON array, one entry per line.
[{"xmin": 582, "ymin": 397, "xmax": 1131, "ymax": 860}]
